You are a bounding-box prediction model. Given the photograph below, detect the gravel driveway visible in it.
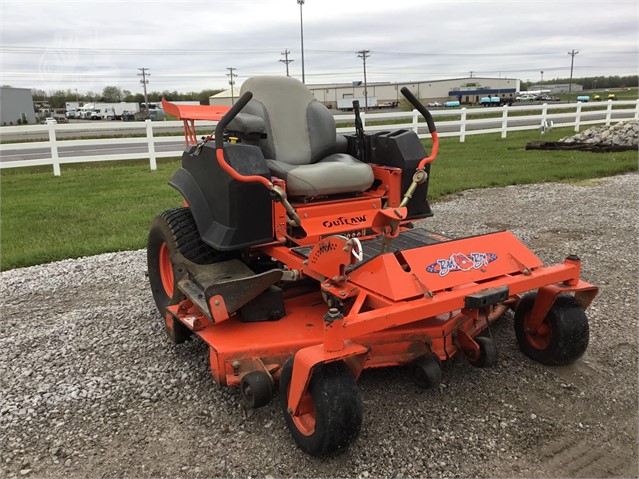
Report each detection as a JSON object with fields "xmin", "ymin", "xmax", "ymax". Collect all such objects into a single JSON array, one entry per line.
[{"xmin": 1, "ymin": 173, "xmax": 637, "ymax": 478}]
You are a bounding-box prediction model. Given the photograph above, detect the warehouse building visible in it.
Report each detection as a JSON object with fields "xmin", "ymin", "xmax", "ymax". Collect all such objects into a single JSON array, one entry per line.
[
  {"xmin": 209, "ymin": 89, "xmax": 240, "ymax": 107},
  {"xmin": 528, "ymin": 83, "xmax": 583, "ymax": 94},
  {"xmin": 307, "ymin": 76, "xmax": 520, "ymax": 109},
  {"xmin": 0, "ymin": 86, "xmax": 36, "ymax": 125},
  {"xmin": 210, "ymin": 76, "xmax": 520, "ymax": 108}
]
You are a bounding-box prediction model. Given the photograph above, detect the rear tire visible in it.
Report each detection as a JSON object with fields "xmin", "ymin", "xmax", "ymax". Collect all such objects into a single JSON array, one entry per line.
[
  {"xmin": 514, "ymin": 293, "xmax": 589, "ymax": 365},
  {"xmin": 147, "ymin": 207, "xmax": 226, "ymax": 342},
  {"xmin": 279, "ymin": 356, "xmax": 362, "ymax": 456}
]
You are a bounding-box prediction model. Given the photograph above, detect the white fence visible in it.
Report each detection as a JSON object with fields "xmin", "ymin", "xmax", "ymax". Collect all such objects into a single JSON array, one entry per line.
[{"xmin": 1, "ymin": 100, "xmax": 637, "ymax": 176}]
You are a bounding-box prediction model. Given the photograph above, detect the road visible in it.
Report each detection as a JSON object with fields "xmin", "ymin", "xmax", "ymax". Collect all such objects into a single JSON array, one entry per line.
[
  {"xmin": 1, "ymin": 109, "xmax": 635, "ymax": 164},
  {"xmin": 1, "ymin": 139, "xmax": 186, "ymax": 163}
]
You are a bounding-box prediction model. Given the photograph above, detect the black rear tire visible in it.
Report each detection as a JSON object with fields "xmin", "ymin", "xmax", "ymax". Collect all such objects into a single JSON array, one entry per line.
[
  {"xmin": 147, "ymin": 207, "xmax": 226, "ymax": 342},
  {"xmin": 514, "ymin": 293, "xmax": 589, "ymax": 365},
  {"xmin": 279, "ymin": 356, "xmax": 362, "ymax": 456}
]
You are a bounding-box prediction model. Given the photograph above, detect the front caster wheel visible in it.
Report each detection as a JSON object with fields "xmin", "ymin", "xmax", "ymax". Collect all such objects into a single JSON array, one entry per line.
[
  {"xmin": 514, "ymin": 293, "xmax": 589, "ymax": 365},
  {"xmin": 279, "ymin": 357, "xmax": 362, "ymax": 456},
  {"xmin": 240, "ymin": 371, "xmax": 273, "ymax": 409},
  {"xmin": 409, "ymin": 355, "xmax": 442, "ymax": 389},
  {"xmin": 469, "ymin": 336, "xmax": 498, "ymax": 368}
]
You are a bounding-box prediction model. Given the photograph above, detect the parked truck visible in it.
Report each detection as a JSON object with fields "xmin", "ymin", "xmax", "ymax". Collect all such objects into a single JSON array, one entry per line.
[
  {"xmin": 66, "ymin": 102, "xmax": 140, "ymax": 120},
  {"xmin": 102, "ymin": 103, "xmax": 140, "ymax": 120}
]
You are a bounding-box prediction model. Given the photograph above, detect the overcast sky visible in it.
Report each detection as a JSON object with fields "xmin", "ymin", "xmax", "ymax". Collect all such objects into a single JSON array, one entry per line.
[{"xmin": 1, "ymin": 0, "xmax": 637, "ymax": 94}]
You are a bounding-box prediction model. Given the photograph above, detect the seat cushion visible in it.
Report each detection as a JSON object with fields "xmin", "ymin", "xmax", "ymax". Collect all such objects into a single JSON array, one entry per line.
[{"xmin": 266, "ymin": 153, "xmax": 374, "ymax": 197}]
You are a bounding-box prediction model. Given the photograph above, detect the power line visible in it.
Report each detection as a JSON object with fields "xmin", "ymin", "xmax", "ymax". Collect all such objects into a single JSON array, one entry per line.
[
  {"xmin": 7, "ymin": 45, "xmax": 635, "ymax": 57},
  {"xmin": 137, "ymin": 67, "xmax": 150, "ymax": 116},
  {"xmin": 357, "ymin": 49, "xmax": 370, "ymax": 113},
  {"xmin": 279, "ymin": 49, "xmax": 294, "ymax": 77}
]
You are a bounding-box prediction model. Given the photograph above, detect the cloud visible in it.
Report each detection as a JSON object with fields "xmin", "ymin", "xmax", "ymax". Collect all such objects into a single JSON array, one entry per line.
[{"xmin": 0, "ymin": 0, "xmax": 636, "ymax": 92}]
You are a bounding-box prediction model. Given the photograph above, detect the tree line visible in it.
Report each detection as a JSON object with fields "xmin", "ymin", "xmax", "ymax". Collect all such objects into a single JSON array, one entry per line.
[
  {"xmin": 521, "ymin": 75, "xmax": 638, "ymax": 91},
  {"xmin": 31, "ymin": 75, "xmax": 637, "ymax": 109},
  {"xmin": 32, "ymin": 86, "xmax": 224, "ymax": 109}
]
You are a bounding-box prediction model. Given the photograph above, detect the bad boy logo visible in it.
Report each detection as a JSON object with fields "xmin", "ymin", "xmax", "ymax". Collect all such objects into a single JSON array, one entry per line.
[{"xmin": 426, "ymin": 252, "xmax": 497, "ymax": 277}]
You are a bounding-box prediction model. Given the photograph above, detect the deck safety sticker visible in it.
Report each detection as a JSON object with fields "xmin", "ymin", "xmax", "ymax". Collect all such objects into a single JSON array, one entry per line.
[{"xmin": 426, "ymin": 252, "xmax": 497, "ymax": 277}]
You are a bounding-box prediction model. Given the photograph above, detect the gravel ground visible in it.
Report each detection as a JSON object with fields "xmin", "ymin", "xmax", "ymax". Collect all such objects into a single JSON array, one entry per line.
[{"xmin": 1, "ymin": 173, "xmax": 637, "ymax": 478}]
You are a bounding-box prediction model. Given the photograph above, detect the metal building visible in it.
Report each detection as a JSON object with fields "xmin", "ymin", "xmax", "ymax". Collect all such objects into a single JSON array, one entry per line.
[
  {"xmin": 0, "ymin": 86, "xmax": 36, "ymax": 125},
  {"xmin": 209, "ymin": 89, "xmax": 238, "ymax": 107},
  {"xmin": 209, "ymin": 76, "xmax": 521, "ymax": 109},
  {"xmin": 528, "ymin": 83, "xmax": 583, "ymax": 94},
  {"xmin": 307, "ymin": 77, "xmax": 520, "ymax": 109}
]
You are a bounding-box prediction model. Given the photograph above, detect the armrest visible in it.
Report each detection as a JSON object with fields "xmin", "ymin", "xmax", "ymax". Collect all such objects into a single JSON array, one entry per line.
[
  {"xmin": 227, "ymin": 112, "xmax": 265, "ymax": 135},
  {"xmin": 335, "ymin": 134, "xmax": 348, "ymax": 153}
]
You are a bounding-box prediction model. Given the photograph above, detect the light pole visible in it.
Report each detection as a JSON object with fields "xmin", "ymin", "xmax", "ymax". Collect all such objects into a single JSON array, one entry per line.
[{"xmin": 297, "ymin": 0, "xmax": 305, "ymax": 83}]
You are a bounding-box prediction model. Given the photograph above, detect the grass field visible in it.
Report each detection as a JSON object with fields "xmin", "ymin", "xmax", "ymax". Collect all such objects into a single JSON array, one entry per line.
[{"xmin": 1, "ymin": 127, "xmax": 637, "ymax": 271}]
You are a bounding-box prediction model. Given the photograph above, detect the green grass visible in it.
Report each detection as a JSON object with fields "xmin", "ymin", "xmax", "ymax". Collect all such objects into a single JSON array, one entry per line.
[
  {"xmin": 427, "ymin": 128, "xmax": 636, "ymax": 197},
  {"xmin": 1, "ymin": 127, "xmax": 636, "ymax": 270},
  {"xmin": 1, "ymin": 159, "xmax": 183, "ymax": 270}
]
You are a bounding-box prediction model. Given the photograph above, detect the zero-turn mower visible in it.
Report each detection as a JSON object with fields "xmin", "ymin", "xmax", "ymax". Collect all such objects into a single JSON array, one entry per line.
[{"xmin": 149, "ymin": 76, "xmax": 598, "ymax": 456}]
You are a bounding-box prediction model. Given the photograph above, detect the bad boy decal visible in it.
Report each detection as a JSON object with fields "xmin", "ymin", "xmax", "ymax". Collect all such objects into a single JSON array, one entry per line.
[{"xmin": 426, "ymin": 252, "xmax": 497, "ymax": 277}]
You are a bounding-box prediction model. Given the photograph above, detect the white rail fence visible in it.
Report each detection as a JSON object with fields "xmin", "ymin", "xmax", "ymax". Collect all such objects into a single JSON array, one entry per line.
[{"xmin": 1, "ymin": 100, "xmax": 637, "ymax": 176}]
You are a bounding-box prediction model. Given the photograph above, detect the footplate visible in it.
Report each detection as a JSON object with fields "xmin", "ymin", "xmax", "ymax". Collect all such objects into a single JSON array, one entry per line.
[{"xmin": 172, "ymin": 254, "xmax": 282, "ymax": 323}]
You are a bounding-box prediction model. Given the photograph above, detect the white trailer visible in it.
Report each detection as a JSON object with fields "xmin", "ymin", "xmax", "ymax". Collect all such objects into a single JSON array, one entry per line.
[
  {"xmin": 67, "ymin": 102, "xmax": 140, "ymax": 120},
  {"xmin": 100, "ymin": 103, "xmax": 140, "ymax": 120},
  {"xmin": 337, "ymin": 97, "xmax": 377, "ymax": 111}
]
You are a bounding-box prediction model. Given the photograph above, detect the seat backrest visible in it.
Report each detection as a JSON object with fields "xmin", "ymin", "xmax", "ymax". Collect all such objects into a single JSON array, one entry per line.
[{"xmin": 236, "ymin": 76, "xmax": 338, "ymax": 165}]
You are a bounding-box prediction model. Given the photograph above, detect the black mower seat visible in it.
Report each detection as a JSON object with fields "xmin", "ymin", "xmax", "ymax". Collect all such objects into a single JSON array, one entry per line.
[{"xmin": 228, "ymin": 76, "xmax": 374, "ymax": 197}]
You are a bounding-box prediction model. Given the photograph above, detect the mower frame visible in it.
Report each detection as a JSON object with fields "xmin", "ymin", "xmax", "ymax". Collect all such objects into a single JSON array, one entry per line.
[{"xmin": 152, "ymin": 84, "xmax": 598, "ymax": 455}]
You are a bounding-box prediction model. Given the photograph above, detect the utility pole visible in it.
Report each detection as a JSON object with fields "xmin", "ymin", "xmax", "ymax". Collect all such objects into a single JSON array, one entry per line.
[
  {"xmin": 357, "ymin": 49, "xmax": 370, "ymax": 112},
  {"xmin": 137, "ymin": 67, "xmax": 150, "ymax": 117},
  {"xmin": 297, "ymin": 0, "xmax": 306, "ymax": 83},
  {"xmin": 567, "ymin": 49, "xmax": 579, "ymax": 102},
  {"xmin": 469, "ymin": 71, "xmax": 475, "ymax": 78},
  {"xmin": 280, "ymin": 49, "xmax": 294, "ymax": 77},
  {"xmin": 227, "ymin": 67, "xmax": 237, "ymax": 105}
]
